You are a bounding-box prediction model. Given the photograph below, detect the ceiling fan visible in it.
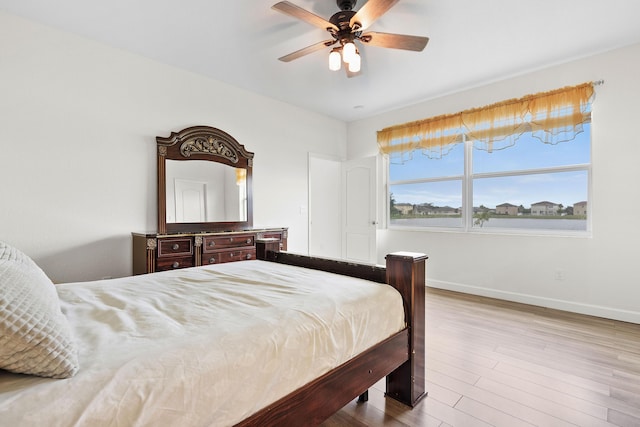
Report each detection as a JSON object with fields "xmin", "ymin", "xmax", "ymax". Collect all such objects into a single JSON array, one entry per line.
[{"xmin": 272, "ymin": 0, "xmax": 429, "ymax": 75}]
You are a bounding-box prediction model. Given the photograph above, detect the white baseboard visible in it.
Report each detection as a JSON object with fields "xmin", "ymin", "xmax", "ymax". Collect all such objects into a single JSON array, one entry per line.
[{"xmin": 428, "ymin": 279, "xmax": 640, "ymax": 325}]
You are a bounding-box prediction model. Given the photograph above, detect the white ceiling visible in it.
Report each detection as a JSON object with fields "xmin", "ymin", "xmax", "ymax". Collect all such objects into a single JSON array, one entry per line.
[{"xmin": 2, "ymin": 0, "xmax": 640, "ymax": 122}]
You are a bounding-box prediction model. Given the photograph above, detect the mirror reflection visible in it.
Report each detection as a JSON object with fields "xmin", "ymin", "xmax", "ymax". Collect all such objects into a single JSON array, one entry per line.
[{"xmin": 165, "ymin": 159, "xmax": 247, "ymax": 223}]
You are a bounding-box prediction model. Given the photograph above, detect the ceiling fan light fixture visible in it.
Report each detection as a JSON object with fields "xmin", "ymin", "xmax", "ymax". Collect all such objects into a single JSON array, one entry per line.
[
  {"xmin": 329, "ymin": 48, "xmax": 342, "ymax": 71},
  {"xmin": 348, "ymin": 51, "xmax": 361, "ymax": 72},
  {"xmin": 342, "ymin": 41, "xmax": 356, "ymax": 63},
  {"xmin": 272, "ymin": 0, "xmax": 429, "ymax": 77}
]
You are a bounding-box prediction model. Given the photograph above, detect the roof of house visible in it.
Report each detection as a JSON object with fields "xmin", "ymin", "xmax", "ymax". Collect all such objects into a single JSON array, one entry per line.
[{"xmin": 531, "ymin": 201, "xmax": 558, "ymax": 207}]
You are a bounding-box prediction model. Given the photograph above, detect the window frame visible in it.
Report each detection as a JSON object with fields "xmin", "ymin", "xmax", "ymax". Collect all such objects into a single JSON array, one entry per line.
[{"xmin": 386, "ymin": 134, "xmax": 592, "ymax": 237}]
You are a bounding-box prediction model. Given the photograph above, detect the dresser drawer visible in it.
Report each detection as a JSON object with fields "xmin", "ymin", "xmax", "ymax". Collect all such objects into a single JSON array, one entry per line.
[
  {"xmin": 203, "ymin": 248, "xmax": 256, "ymax": 265},
  {"xmin": 156, "ymin": 256, "xmax": 194, "ymax": 271},
  {"xmin": 203, "ymin": 234, "xmax": 254, "ymax": 253},
  {"xmin": 157, "ymin": 238, "xmax": 193, "ymax": 258}
]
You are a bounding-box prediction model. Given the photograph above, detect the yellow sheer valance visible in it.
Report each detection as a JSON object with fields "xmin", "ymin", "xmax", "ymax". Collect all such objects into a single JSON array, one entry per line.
[{"xmin": 378, "ymin": 82, "xmax": 595, "ymax": 162}]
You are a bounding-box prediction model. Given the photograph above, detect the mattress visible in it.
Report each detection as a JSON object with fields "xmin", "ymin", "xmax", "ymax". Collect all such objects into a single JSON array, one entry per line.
[{"xmin": 0, "ymin": 260, "xmax": 405, "ymax": 426}]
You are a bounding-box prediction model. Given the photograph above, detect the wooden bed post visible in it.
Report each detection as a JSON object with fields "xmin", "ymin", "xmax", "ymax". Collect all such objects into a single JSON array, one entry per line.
[{"xmin": 384, "ymin": 252, "xmax": 428, "ymax": 407}]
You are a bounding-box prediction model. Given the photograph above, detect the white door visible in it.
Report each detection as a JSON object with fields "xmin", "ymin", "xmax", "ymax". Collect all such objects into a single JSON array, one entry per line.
[
  {"xmin": 342, "ymin": 156, "xmax": 377, "ymax": 263},
  {"xmin": 175, "ymin": 179, "xmax": 206, "ymax": 222},
  {"xmin": 308, "ymin": 154, "xmax": 342, "ymax": 258}
]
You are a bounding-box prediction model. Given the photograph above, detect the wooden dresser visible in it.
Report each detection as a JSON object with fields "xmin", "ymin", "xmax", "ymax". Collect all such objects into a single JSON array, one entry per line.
[
  {"xmin": 132, "ymin": 228, "xmax": 287, "ymax": 275},
  {"xmin": 138, "ymin": 126, "xmax": 289, "ymax": 275}
]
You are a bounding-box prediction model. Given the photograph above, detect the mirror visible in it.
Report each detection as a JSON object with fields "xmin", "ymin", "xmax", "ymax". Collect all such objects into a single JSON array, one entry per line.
[
  {"xmin": 165, "ymin": 160, "xmax": 247, "ymax": 223},
  {"xmin": 157, "ymin": 126, "xmax": 253, "ymax": 234}
]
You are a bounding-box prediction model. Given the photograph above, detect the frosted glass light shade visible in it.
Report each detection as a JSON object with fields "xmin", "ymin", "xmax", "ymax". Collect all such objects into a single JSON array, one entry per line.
[
  {"xmin": 329, "ymin": 50, "xmax": 342, "ymax": 71},
  {"xmin": 343, "ymin": 42, "xmax": 356, "ymax": 63},
  {"xmin": 348, "ymin": 52, "xmax": 361, "ymax": 72}
]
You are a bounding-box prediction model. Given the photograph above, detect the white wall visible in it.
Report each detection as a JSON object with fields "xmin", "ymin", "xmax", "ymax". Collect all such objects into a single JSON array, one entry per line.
[
  {"xmin": 347, "ymin": 43, "xmax": 640, "ymax": 323},
  {"xmin": 0, "ymin": 11, "xmax": 347, "ymax": 282}
]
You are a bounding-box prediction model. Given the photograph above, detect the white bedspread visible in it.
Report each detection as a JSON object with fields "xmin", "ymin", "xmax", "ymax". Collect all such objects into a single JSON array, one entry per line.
[{"xmin": 0, "ymin": 260, "xmax": 405, "ymax": 427}]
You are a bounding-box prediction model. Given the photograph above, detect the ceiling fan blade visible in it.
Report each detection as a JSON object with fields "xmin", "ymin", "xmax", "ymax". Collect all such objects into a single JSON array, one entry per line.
[
  {"xmin": 272, "ymin": 1, "xmax": 339, "ymax": 32},
  {"xmin": 278, "ymin": 39, "xmax": 336, "ymax": 62},
  {"xmin": 360, "ymin": 31, "xmax": 429, "ymax": 51},
  {"xmin": 350, "ymin": 0, "xmax": 399, "ymax": 31}
]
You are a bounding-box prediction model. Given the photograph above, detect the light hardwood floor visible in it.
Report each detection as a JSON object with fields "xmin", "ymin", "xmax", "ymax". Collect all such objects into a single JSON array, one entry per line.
[{"xmin": 321, "ymin": 288, "xmax": 640, "ymax": 427}]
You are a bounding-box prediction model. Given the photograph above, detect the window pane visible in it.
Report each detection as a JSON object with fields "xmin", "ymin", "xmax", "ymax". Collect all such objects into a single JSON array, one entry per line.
[
  {"xmin": 389, "ymin": 142, "xmax": 464, "ymax": 181},
  {"xmin": 472, "ymin": 171, "xmax": 588, "ymax": 231},
  {"xmin": 473, "ymin": 124, "xmax": 591, "ymax": 174},
  {"xmin": 390, "ymin": 180, "xmax": 462, "ymax": 228}
]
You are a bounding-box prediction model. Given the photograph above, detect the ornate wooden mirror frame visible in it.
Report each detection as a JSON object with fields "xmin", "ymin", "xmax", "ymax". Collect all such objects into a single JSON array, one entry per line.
[{"xmin": 156, "ymin": 125, "xmax": 254, "ymax": 234}]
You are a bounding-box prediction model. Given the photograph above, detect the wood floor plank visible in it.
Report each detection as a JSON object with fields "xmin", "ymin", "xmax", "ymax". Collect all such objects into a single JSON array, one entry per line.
[
  {"xmin": 431, "ymin": 349, "xmax": 610, "ymax": 420},
  {"xmin": 424, "ymin": 380, "xmax": 463, "ymax": 407},
  {"xmin": 427, "ymin": 358, "xmax": 482, "ymax": 385},
  {"xmin": 494, "ymin": 345, "xmax": 638, "ymax": 395},
  {"xmin": 611, "ymin": 387, "xmax": 640, "ymax": 408},
  {"xmin": 494, "ymin": 361, "xmax": 640, "ymax": 420},
  {"xmin": 453, "ymin": 397, "xmax": 535, "ymax": 427},
  {"xmin": 427, "ymin": 346, "xmax": 499, "ymax": 370},
  {"xmin": 321, "ymin": 288, "xmax": 640, "ymax": 426},
  {"xmin": 475, "ymin": 377, "xmax": 614, "ymax": 427},
  {"xmin": 426, "ymin": 370, "xmax": 578, "ymax": 427},
  {"xmin": 608, "ymin": 408, "xmax": 640, "ymax": 427},
  {"xmin": 493, "ymin": 355, "xmax": 612, "ymax": 395},
  {"xmin": 420, "ymin": 396, "xmax": 494, "ymax": 427}
]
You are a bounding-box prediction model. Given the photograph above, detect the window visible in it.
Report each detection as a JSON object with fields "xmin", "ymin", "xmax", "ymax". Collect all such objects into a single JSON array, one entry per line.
[{"xmin": 382, "ymin": 83, "xmax": 594, "ymax": 234}]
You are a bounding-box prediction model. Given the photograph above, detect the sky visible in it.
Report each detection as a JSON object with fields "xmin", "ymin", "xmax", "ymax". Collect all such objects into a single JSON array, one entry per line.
[{"xmin": 389, "ymin": 125, "xmax": 590, "ymax": 209}]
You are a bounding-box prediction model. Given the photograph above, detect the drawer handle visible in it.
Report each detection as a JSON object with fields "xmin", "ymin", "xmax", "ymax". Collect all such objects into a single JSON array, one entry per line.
[
  {"xmin": 229, "ymin": 252, "xmax": 234, "ymax": 257},
  {"xmin": 229, "ymin": 237, "xmax": 234, "ymax": 242},
  {"xmin": 209, "ymin": 257, "xmax": 216, "ymax": 264},
  {"xmin": 172, "ymin": 244, "xmax": 179, "ymax": 250},
  {"xmin": 246, "ymin": 238, "xmax": 252, "ymax": 244},
  {"xmin": 172, "ymin": 261, "xmax": 180, "ymax": 268},
  {"xmin": 246, "ymin": 253, "xmax": 252, "ymax": 260},
  {"xmin": 209, "ymin": 241, "xmax": 215, "ymax": 247}
]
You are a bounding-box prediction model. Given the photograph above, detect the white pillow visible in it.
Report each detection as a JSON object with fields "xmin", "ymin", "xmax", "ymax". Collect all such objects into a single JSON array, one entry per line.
[{"xmin": 0, "ymin": 241, "xmax": 79, "ymax": 378}]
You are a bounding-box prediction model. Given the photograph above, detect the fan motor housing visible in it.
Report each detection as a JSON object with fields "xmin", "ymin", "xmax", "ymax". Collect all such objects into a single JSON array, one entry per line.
[
  {"xmin": 329, "ymin": 9, "xmax": 356, "ymax": 28},
  {"xmin": 337, "ymin": 0, "xmax": 357, "ymax": 11}
]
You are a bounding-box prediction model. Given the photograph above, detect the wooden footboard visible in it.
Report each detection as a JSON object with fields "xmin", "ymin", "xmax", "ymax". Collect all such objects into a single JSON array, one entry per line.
[
  {"xmin": 236, "ymin": 330, "xmax": 409, "ymax": 426},
  {"xmin": 246, "ymin": 241, "xmax": 427, "ymax": 426}
]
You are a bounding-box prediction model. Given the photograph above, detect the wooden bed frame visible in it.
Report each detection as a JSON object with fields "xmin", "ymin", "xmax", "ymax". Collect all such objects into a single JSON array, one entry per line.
[
  {"xmin": 238, "ymin": 240, "xmax": 428, "ymax": 426},
  {"xmin": 149, "ymin": 125, "xmax": 424, "ymax": 425}
]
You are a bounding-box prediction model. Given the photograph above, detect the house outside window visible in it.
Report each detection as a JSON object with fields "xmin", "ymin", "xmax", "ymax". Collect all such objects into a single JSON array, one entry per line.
[
  {"xmin": 573, "ymin": 201, "xmax": 588, "ymax": 216},
  {"xmin": 531, "ymin": 201, "xmax": 561, "ymax": 216},
  {"xmin": 496, "ymin": 203, "xmax": 519, "ymax": 216}
]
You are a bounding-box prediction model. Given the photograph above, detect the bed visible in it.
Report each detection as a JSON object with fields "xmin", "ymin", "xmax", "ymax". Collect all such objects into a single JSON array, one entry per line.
[{"xmin": 0, "ymin": 239, "xmax": 427, "ymax": 426}]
